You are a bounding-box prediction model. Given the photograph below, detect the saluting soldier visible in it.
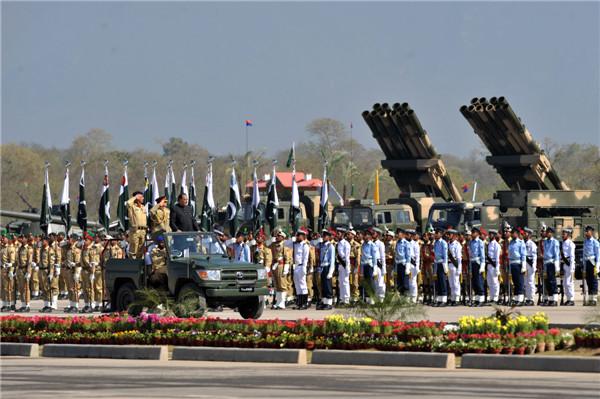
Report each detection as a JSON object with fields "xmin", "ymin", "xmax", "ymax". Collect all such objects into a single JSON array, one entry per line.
[
  {"xmin": 560, "ymin": 228, "xmax": 575, "ymax": 306},
  {"xmin": 499, "ymin": 227, "xmax": 511, "ymax": 304},
  {"xmin": 270, "ymin": 230, "xmax": 292, "ymax": 309},
  {"xmin": 127, "ymin": 191, "xmax": 148, "ymax": 259},
  {"xmin": 15, "ymin": 235, "xmax": 33, "ymax": 312},
  {"xmin": 582, "ymin": 226, "xmax": 599, "ymax": 306},
  {"xmin": 542, "ymin": 227, "xmax": 560, "ymax": 306},
  {"xmin": 523, "ymin": 228, "xmax": 537, "ymax": 306},
  {"xmin": 150, "ymin": 196, "xmax": 171, "ymax": 242},
  {"xmin": 38, "ymin": 236, "xmax": 57, "ymax": 313},
  {"xmin": 537, "ymin": 225, "xmax": 548, "ymax": 304},
  {"xmin": 64, "ymin": 234, "xmax": 82, "ymax": 313}
]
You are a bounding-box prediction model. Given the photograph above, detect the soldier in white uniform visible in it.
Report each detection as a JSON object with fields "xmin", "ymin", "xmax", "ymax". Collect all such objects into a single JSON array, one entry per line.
[
  {"xmin": 337, "ymin": 230, "xmax": 351, "ymax": 306},
  {"xmin": 561, "ymin": 228, "xmax": 575, "ymax": 306},
  {"xmin": 287, "ymin": 230, "xmax": 310, "ymax": 310},
  {"xmin": 407, "ymin": 229, "xmax": 421, "ymax": 303},
  {"xmin": 486, "ymin": 230, "xmax": 501, "ymax": 304},
  {"xmin": 372, "ymin": 228, "xmax": 386, "ymax": 299},
  {"xmin": 447, "ymin": 230, "xmax": 462, "ymax": 306},
  {"xmin": 523, "ymin": 227, "xmax": 538, "ymax": 306}
]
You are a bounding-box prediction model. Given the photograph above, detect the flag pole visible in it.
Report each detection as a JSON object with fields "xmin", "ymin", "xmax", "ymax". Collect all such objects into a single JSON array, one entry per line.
[
  {"xmin": 350, "ymin": 122, "xmax": 353, "ymax": 192},
  {"xmin": 246, "ymin": 123, "xmax": 249, "ymax": 193}
]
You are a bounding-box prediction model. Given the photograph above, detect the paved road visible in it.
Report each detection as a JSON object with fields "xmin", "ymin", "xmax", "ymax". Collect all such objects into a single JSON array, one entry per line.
[
  {"xmin": 7, "ymin": 294, "xmax": 597, "ymax": 325},
  {"xmin": 2, "ymin": 357, "xmax": 599, "ymax": 399}
]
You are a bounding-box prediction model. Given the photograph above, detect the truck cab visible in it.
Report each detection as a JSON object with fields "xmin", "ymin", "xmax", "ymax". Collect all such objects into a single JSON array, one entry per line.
[
  {"xmin": 105, "ymin": 232, "xmax": 269, "ymax": 319},
  {"xmin": 426, "ymin": 201, "xmax": 501, "ymax": 233}
]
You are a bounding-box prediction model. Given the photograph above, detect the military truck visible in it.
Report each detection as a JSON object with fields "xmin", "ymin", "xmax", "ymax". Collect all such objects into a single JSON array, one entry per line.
[
  {"xmin": 105, "ymin": 231, "xmax": 269, "ymax": 319},
  {"xmin": 330, "ymin": 102, "xmax": 462, "ymax": 233}
]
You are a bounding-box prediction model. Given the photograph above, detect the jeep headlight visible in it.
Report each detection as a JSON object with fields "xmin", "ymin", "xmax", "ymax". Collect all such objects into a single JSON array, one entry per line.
[
  {"xmin": 197, "ymin": 270, "xmax": 221, "ymax": 281},
  {"xmin": 256, "ymin": 268, "xmax": 267, "ymax": 280}
]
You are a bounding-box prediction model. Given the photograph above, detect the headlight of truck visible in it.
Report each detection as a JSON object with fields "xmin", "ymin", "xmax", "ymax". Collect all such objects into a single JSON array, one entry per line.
[
  {"xmin": 197, "ymin": 270, "xmax": 221, "ymax": 281},
  {"xmin": 256, "ymin": 268, "xmax": 267, "ymax": 280}
]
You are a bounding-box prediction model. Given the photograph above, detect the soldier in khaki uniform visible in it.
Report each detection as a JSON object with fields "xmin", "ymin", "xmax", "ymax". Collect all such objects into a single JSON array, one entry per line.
[
  {"xmin": 29, "ymin": 235, "xmax": 41, "ymax": 299},
  {"xmin": 149, "ymin": 236, "xmax": 168, "ymax": 289},
  {"xmin": 348, "ymin": 230, "xmax": 362, "ymax": 300},
  {"xmin": 15, "ymin": 235, "xmax": 33, "ymax": 312},
  {"xmin": 64, "ymin": 234, "xmax": 82, "ymax": 313},
  {"xmin": 79, "ymin": 233, "xmax": 99, "ymax": 313},
  {"xmin": 1, "ymin": 234, "xmax": 17, "ymax": 311},
  {"xmin": 127, "ymin": 191, "xmax": 148, "ymax": 259},
  {"xmin": 251, "ymin": 232, "xmax": 272, "ymax": 308},
  {"xmin": 106, "ymin": 238, "xmax": 124, "ymax": 260},
  {"xmin": 38, "ymin": 236, "xmax": 57, "ymax": 313},
  {"xmin": 92, "ymin": 235, "xmax": 105, "ymax": 311},
  {"xmin": 150, "ymin": 196, "xmax": 171, "ymax": 242},
  {"xmin": 269, "ymin": 230, "xmax": 292, "ymax": 309},
  {"xmin": 47, "ymin": 233, "xmax": 62, "ymax": 309},
  {"xmin": 384, "ymin": 231, "xmax": 397, "ymax": 292},
  {"xmin": 499, "ymin": 227, "xmax": 512, "ymax": 304},
  {"xmin": 57, "ymin": 232, "xmax": 69, "ymax": 299}
]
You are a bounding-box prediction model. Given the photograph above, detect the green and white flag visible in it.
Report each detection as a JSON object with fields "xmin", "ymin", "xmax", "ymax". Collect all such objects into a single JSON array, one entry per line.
[
  {"xmin": 318, "ymin": 162, "xmax": 329, "ymax": 232},
  {"xmin": 151, "ymin": 164, "xmax": 159, "ymax": 206},
  {"xmin": 143, "ymin": 163, "xmax": 151, "ymax": 213},
  {"xmin": 251, "ymin": 163, "xmax": 262, "ymax": 234},
  {"xmin": 76, "ymin": 164, "xmax": 88, "ymax": 232},
  {"xmin": 285, "ymin": 142, "xmax": 295, "ymax": 168},
  {"xmin": 200, "ymin": 162, "xmax": 215, "ymax": 231},
  {"xmin": 98, "ymin": 163, "xmax": 110, "ymax": 232},
  {"xmin": 164, "ymin": 164, "xmax": 170, "ymax": 199},
  {"xmin": 189, "ymin": 162, "xmax": 197, "ymax": 218},
  {"xmin": 180, "ymin": 166, "xmax": 188, "ymax": 196},
  {"xmin": 227, "ymin": 163, "xmax": 241, "ymax": 234},
  {"xmin": 289, "ymin": 163, "xmax": 300, "ymax": 233},
  {"xmin": 265, "ymin": 162, "xmax": 279, "ymax": 231},
  {"xmin": 170, "ymin": 165, "xmax": 177, "ymax": 207},
  {"xmin": 60, "ymin": 163, "xmax": 71, "ymax": 233},
  {"xmin": 40, "ymin": 163, "xmax": 53, "ymax": 233},
  {"xmin": 117, "ymin": 163, "xmax": 129, "ymax": 231}
]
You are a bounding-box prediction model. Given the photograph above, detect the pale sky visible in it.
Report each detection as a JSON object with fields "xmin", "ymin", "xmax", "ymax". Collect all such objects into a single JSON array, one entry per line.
[{"xmin": 2, "ymin": 1, "xmax": 599, "ymax": 157}]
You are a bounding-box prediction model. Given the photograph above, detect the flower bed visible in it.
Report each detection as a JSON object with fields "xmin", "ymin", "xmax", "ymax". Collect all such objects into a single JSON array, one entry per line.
[{"xmin": 0, "ymin": 312, "xmax": 592, "ymax": 355}]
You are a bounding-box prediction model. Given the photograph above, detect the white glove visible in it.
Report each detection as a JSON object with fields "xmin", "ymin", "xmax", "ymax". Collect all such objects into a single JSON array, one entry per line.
[
  {"xmin": 25, "ymin": 273, "xmax": 31, "ymax": 280},
  {"xmin": 302, "ymin": 267, "xmax": 307, "ymax": 276},
  {"xmin": 308, "ymin": 267, "xmax": 314, "ymax": 274},
  {"xmin": 346, "ymin": 266, "xmax": 351, "ymax": 274},
  {"xmin": 224, "ymin": 238, "xmax": 235, "ymax": 247},
  {"xmin": 8, "ymin": 271, "xmax": 14, "ymax": 279},
  {"xmin": 29, "ymin": 262, "xmax": 36, "ymax": 268},
  {"xmin": 327, "ymin": 268, "xmax": 333, "ymax": 279},
  {"xmin": 521, "ymin": 261, "xmax": 526, "ymax": 274},
  {"xmin": 554, "ymin": 261, "xmax": 560, "ymax": 274},
  {"xmin": 90, "ymin": 262, "xmax": 99, "ymax": 267},
  {"xmin": 90, "ymin": 273, "xmax": 95, "ymax": 282},
  {"xmin": 405, "ymin": 264, "xmax": 411, "ymax": 275},
  {"xmin": 6, "ymin": 263, "xmax": 13, "ymax": 268},
  {"xmin": 479, "ymin": 264, "xmax": 485, "ymax": 274},
  {"xmin": 248, "ymin": 239, "xmax": 256, "ymax": 246},
  {"xmin": 317, "ymin": 237, "xmax": 323, "ymax": 243},
  {"xmin": 443, "ymin": 263, "xmax": 449, "ymax": 275},
  {"xmin": 48, "ymin": 273, "xmax": 54, "ymax": 282},
  {"xmin": 272, "ymin": 263, "xmax": 278, "ymax": 271},
  {"xmin": 74, "ymin": 273, "xmax": 80, "ymax": 281},
  {"xmin": 373, "ymin": 266, "xmax": 379, "ymax": 278},
  {"xmin": 55, "ymin": 267, "xmax": 61, "ymax": 276},
  {"xmin": 265, "ymin": 237, "xmax": 275, "ymax": 246},
  {"xmin": 265, "ymin": 267, "xmax": 270, "ymax": 273},
  {"xmin": 283, "ymin": 264, "xmax": 290, "ymax": 276},
  {"xmin": 415, "ymin": 266, "xmax": 421, "ymax": 275},
  {"xmin": 2, "ymin": 263, "xmax": 7, "ymax": 269},
  {"xmin": 68, "ymin": 262, "xmax": 76, "ymax": 267},
  {"xmin": 34, "ymin": 265, "xmax": 39, "ymax": 271}
]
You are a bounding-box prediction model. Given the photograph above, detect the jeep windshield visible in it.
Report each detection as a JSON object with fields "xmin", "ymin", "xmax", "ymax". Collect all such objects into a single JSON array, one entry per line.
[
  {"xmin": 332, "ymin": 207, "xmax": 373, "ymax": 229},
  {"xmin": 427, "ymin": 207, "xmax": 463, "ymax": 230},
  {"xmin": 165, "ymin": 232, "xmax": 226, "ymax": 259}
]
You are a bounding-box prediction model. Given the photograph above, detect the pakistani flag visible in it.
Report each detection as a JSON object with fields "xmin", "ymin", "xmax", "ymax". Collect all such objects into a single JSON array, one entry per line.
[
  {"xmin": 77, "ymin": 165, "xmax": 87, "ymax": 231},
  {"xmin": 98, "ymin": 164, "xmax": 110, "ymax": 232},
  {"xmin": 151, "ymin": 165, "xmax": 159, "ymax": 206},
  {"xmin": 251, "ymin": 165, "xmax": 263, "ymax": 234},
  {"xmin": 189, "ymin": 163, "xmax": 197, "ymax": 217},
  {"xmin": 40, "ymin": 164, "xmax": 53, "ymax": 233},
  {"xmin": 170, "ymin": 166, "xmax": 177, "ymax": 207},
  {"xmin": 289, "ymin": 165, "xmax": 300, "ymax": 233},
  {"xmin": 117, "ymin": 164, "xmax": 129, "ymax": 231},
  {"xmin": 285, "ymin": 142, "xmax": 295, "ymax": 168},
  {"xmin": 60, "ymin": 164, "xmax": 71, "ymax": 233},
  {"xmin": 265, "ymin": 163, "xmax": 279, "ymax": 231},
  {"xmin": 180, "ymin": 167, "xmax": 188, "ymax": 196},
  {"xmin": 164, "ymin": 164, "xmax": 170, "ymax": 199},
  {"xmin": 143, "ymin": 165, "xmax": 151, "ymax": 213},
  {"xmin": 227, "ymin": 165, "xmax": 242, "ymax": 234},
  {"xmin": 200, "ymin": 163, "xmax": 215, "ymax": 231},
  {"xmin": 318, "ymin": 163, "xmax": 329, "ymax": 232}
]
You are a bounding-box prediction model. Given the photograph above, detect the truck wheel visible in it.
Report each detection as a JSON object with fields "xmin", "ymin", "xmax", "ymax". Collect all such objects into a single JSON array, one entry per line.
[
  {"xmin": 238, "ymin": 296, "xmax": 265, "ymax": 320},
  {"xmin": 177, "ymin": 283, "xmax": 207, "ymax": 315},
  {"xmin": 116, "ymin": 282, "xmax": 142, "ymax": 316}
]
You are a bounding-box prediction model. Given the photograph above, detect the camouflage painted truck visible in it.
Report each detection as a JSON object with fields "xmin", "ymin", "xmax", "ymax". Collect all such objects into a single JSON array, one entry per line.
[{"xmin": 105, "ymin": 231, "xmax": 269, "ymax": 319}]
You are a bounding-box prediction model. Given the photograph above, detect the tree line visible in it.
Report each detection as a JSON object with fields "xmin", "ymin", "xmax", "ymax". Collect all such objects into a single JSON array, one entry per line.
[{"xmin": 1, "ymin": 119, "xmax": 598, "ymax": 225}]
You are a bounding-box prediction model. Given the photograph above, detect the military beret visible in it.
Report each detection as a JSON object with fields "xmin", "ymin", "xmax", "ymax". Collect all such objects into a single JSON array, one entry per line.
[
  {"xmin": 546, "ymin": 227, "xmax": 555, "ymax": 234},
  {"xmin": 256, "ymin": 231, "xmax": 266, "ymax": 239},
  {"xmin": 156, "ymin": 196, "xmax": 167, "ymax": 203},
  {"xmin": 85, "ymin": 232, "xmax": 95, "ymax": 240},
  {"xmin": 41, "ymin": 236, "xmax": 51, "ymax": 242},
  {"xmin": 524, "ymin": 227, "xmax": 533, "ymax": 234},
  {"xmin": 488, "ymin": 229, "xmax": 498, "ymax": 234},
  {"xmin": 18, "ymin": 234, "xmax": 26, "ymax": 239},
  {"xmin": 585, "ymin": 225, "xmax": 595, "ymax": 232},
  {"xmin": 58, "ymin": 231, "xmax": 66, "ymax": 236},
  {"xmin": 132, "ymin": 191, "xmax": 143, "ymax": 196},
  {"xmin": 447, "ymin": 229, "xmax": 458, "ymax": 235},
  {"xmin": 372, "ymin": 227, "xmax": 382, "ymax": 235},
  {"xmin": 562, "ymin": 228, "xmax": 573, "ymax": 235},
  {"xmin": 156, "ymin": 235, "xmax": 164, "ymax": 242}
]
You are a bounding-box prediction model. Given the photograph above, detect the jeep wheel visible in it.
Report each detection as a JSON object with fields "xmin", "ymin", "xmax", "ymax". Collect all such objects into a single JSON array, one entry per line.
[
  {"xmin": 177, "ymin": 283, "xmax": 207, "ymax": 316},
  {"xmin": 116, "ymin": 282, "xmax": 142, "ymax": 316},
  {"xmin": 238, "ymin": 296, "xmax": 265, "ymax": 319}
]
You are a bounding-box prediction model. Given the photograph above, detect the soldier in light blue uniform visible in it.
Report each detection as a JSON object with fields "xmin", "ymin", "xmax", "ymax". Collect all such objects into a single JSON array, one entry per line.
[
  {"xmin": 395, "ymin": 229, "xmax": 411, "ymax": 295},
  {"xmin": 508, "ymin": 228, "xmax": 527, "ymax": 306},
  {"xmin": 226, "ymin": 231, "xmax": 251, "ymax": 263},
  {"xmin": 433, "ymin": 228, "xmax": 448, "ymax": 307},
  {"xmin": 318, "ymin": 230, "xmax": 335, "ymax": 310},
  {"xmin": 542, "ymin": 227, "xmax": 560, "ymax": 306},
  {"xmin": 583, "ymin": 225, "xmax": 600, "ymax": 306},
  {"xmin": 469, "ymin": 228, "xmax": 486, "ymax": 307},
  {"xmin": 361, "ymin": 229, "xmax": 379, "ymax": 303}
]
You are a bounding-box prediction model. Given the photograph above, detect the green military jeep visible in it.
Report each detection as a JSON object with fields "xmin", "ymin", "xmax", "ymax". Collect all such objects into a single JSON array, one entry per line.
[{"xmin": 105, "ymin": 232, "xmax": 269, "ymax": 319}]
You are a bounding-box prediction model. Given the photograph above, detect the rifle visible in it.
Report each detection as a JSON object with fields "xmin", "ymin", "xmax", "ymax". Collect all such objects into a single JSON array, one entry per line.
[
  {"xmin": 536, "ymin": 264, "xmax": 544, "ymax": 306},
  {"xmin": 582, "ymin": 262, "xmax": 587, "ymax": 305}
]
